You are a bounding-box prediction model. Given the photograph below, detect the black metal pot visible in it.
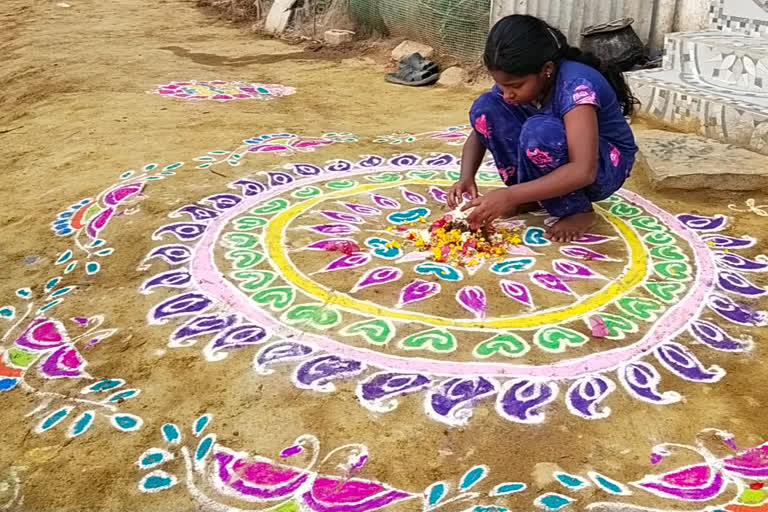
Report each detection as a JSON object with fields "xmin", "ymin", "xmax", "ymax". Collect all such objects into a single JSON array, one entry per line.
[{"xmin": 581, "ymin": 17, "xmax": 646, "ymax": 71}]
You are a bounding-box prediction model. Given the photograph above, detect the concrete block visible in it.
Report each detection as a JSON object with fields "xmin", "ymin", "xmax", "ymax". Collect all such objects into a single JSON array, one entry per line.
[
  {"xmin": 636, "ymin": 129, "xmax": 768, "ymax": 190},
  {"xmin": 324, "ymin": 29, "xmax": 354, "ymax": 45}
]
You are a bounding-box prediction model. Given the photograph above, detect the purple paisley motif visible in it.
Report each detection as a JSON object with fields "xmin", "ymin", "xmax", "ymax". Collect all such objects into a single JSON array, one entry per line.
[
  {"xmin": 169, "ymin": 313, "xmax": 238, "ymax": 347},
  {"xmin": 39, "ymin": 346, "xmax": 88, "ymax": 378},
  {"xmin": 619, "ymin": 362, "xmax": 682, "ymax": 404},
  {"xmin": 701, "ymin": 234, "xmax": 755, "ymax": 249},
  {"xmin": 343, "ymin": 203, "xmax": 380, "ymax": 216},
  {"xmin": 326, "ymin": 160, "xmax": 353, "ymax": 172},
  {"xmin": 428, "ymin": 186, "xmax": 447, "ymax": 203},
  {"xmin": 715, "ymin": 251, "xmax": 768, "ymax": 272},
  {"xmin": 288, "ymin": 163, "xmax": 323, "ymax": 176},
  {"xmin": 496, "ymin": 379, "xmax": 558, "ymax": 424},
  {"xmin": 566, "ymin": 375, "xmax": 616, "ymax": 419},
  {"xmin": 389, "ymin": 153, "xmax": 420, "ymax": 166},
  {"xmin": 293, "ymin": 355, "xmax": 365, "ymax": 392},
  {"xmin": 400, "ymin": 188, "xmax": 427, "ymax": 205},
  {"xmin": 145, "ymin": 245, "xmax": 192, "ymax": 265},
  {"xmin": 266, "ymin": 171, "xmax": 294, "ymax": 187},
  {"xmin": 689, "ymin": 320, "xmax": 753, "ymax": 352},
  {"xmin": 149, "ymin": 292, "xmax": 212, "ymax": 324},
  {"xmin": 708, "ymin": 293, "xmax": 767, "ymax": 326},
  {"xmin": 358, "ymin": 155, "xmax": 385, "ymax": 167},
  {"xmin": 676, "ymin": 213, "xmax": 728, "ymax": 232},
  {"xmin": 205, "ymin": 324, "xmax": 269, "ymax": 360},
  {"xmin": 152, "ymin": 222, "xmax": 207, "ymax": 241},
  {"xmin": 357, "ymin": 372, "xmax": 431, "ymax": 413},
  {"xmin": 253, "ymin": 341, "xmax": 315, "ymax": 375},
  {"xmin": 319, "ymin": 211, "xmax": 363, "ymax": 223},
  {"xmin": 308, "ymin": 223, "xmax": 359, "ymax": 235},
  {"xmin": 654, "ymin": 342, "xmax": 725, "ymax": 382},
  {"xmin": 322, "ymin": 252, "xmax": 370, "ymax": 272},
  {"xmin": 717, "ymin": 271, "xmax": 767, "ymax": 296},
  {"xmin": 141, "ymin": 269, "xmax": 192, "ymax": 293},
  {"xmin": 428, "ymin": 377, "xmax": 497, "ymax": 426},
  {"xmin": 203, "ymin": 193, "xmax": 243, "ymax": 209},
  {"xmin": 424, "ymin": 153, "xmax": 457, "ymax": 166},
  {"xmin": 171, "ymin": 205, "xmax": 220, "ymax": 222},
  {"xmin": 230, "ymin": 180, "xmax": 266, "ymax": 197},
  {"xmin": 16, "ymin": 318, "xmax": 68, "ymax": 351},
  {"xmin": 370, "ymin": 194, "xmax": 400, "ymax": 209}
]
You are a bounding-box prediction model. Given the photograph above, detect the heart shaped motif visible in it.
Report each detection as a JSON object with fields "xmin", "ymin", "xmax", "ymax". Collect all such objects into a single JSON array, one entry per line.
[
  {"xmin": 524, "ymin": 227, "xmax": 550, "ymax": 246},
  {"xmin": 490, "ymin": 257, "xmax": 536, "ymax": 275},
  {"xmin": 474, "ymin": 334, "xmax": 530, "ymax": 358},
  {"xmin": 445, "ymin": 170, "xmax": 461, "ymax": 181},
  {"xmin": 231, "ymin": 270, "xmax": 276, "ymax": 291},
  {"xmin": 645, "ymin": 232, "xmax": 675, "ymax": 245},
  {"xmin": 365, "ymin": 237, "xmax": 402, "ymax": 259},
  {"xmin": 414, "ymin": 262, "xmax": 463, "ymax": 281},
  {"xmin": 616, "ymin": 297, "xmax": 663, "ymax": 321},
  {"xmin": 340, "ymin": 318, "xmax": 395, "ymax": 344},
  {"xmin": 233, "ymin": 217, "xmax": 267, "ymax": 231},
  {"xmin": 281, "ymin": 304, "xmax": 341, "ymax": 329},
  {"xmin": 650, "ymin": 245, "xmax": 688, "ymax": 261},
  {"xmin": 326, "ymin": 179, "xmax": 358, "ymax": 189},
  {"xmin": 292, "ymin": 186, "xmax": 321, "ymax": 198},
  {"xmin": 365, "ymin": 172, "xmax": 402, "ymax": 183},
  {"xmin": 645, "ymin": 282, "xmax": 686, "ymax": 303},
  {"xmin": 407, "ymin": 170, "xmax": 439, "ymax": 180},
  {"xmin": 251, "ymin": 199, "xmax": 289, "ymax": 214},
  {"xmin": 595, "ymin": 313, "xmax": 638, "ymax": 340},
  {"xmin": 654, "ymin": 261, "xmax": 693, "ymax": 281},
  {"xmin": 610, "ymin": 202, "xmax": 641, "ymax": 217},
  {"xmin": 476, "ymin": 171, "xmax": 502, "ymax": 182},
  {"xmin": 225, "ymin": 249, "xmax": 264, "ymax": 269},
  {"xmin": 250, "ymin": 286, "xmax": 295, "ymax": 311},
  {"xmin": 221, "ymin": 232, "xmax": 260, "ymax": 249},
  {"xmin": 387, "ymin": 207, "xmax": 430, "ymax": 225},
  {"xmin": 534, "ymin": 326, "xmax": 588, "ymax": 353},
  {"xmin": 399, "ymin": 329, "xmax": 456, "ymax": 353},
  {"xmin": 39, "ymin": 346, "xmax": 88, "ymax": 378},
  {"xmin": 630, "ymin": 216, "xmax": 666, "ymax": 231}
]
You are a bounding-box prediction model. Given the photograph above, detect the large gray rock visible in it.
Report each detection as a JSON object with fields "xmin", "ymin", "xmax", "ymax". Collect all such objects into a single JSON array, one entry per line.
[
  {"xmin": 391, "ymin": 40, "xmax": 434, "ymax": 61},
  {"xmin": 637, "ymin": 129, "xmax": 768, "ymax": 190},
  {"xmin": 437, "ymin": 66, "xmax": 467, "ymax": 87}
]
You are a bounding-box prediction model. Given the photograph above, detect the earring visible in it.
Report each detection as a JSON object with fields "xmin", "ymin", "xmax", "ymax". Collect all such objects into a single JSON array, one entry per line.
[{"xmin": 546, "ymin": 72, "xmax": 552, "ymax": 78}]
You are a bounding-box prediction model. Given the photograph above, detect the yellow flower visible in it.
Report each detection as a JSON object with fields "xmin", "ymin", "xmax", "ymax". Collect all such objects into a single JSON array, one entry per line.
[
  {"xmin": 415, "ymin": 238, "xmax": 424, "ymax": 247},
  {"xmin": 392, "ymin": 241, "xmax": 401, "ymax": 249},
  {"xmin": 431, "ymin": 247, "xmax": 442, "ymax": 260}
]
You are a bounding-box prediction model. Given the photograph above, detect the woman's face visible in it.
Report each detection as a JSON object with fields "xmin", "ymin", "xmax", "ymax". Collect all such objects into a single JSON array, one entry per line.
[{"xmin": 490, "ymin": 63, "xmax": 554, "ymax": 105}]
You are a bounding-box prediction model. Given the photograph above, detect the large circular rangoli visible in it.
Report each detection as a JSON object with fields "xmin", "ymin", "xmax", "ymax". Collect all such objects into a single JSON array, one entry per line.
[{"xmin": 139, "ymin": 152, "xmax": 767, "ymax": 426}]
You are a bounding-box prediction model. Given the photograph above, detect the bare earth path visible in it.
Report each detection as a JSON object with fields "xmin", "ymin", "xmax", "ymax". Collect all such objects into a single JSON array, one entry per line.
[{"xmin": 1, "ymin": 0, "xmax": 767, "ymax": 511}]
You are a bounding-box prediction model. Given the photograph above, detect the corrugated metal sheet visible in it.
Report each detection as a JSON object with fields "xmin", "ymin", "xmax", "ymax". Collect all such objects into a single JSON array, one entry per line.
[{"xmin": 490, "ymin": 0, "xmax": 662, "ymax": 50}]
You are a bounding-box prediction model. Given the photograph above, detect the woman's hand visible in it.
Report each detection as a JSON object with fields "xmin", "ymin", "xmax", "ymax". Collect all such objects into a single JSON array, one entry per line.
[
  {"xmin": 462, "ymin": 187, "xmax": 517, "ymax": 229},
  {"xmin": 447, "ymin": 179, "xmax": 478, "ymax": 209}
]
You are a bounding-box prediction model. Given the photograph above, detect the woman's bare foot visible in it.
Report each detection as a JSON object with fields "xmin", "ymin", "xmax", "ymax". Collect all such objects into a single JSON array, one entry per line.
[{"xmin": 544, "ymin": 211, "xmax": 596, "ymax": 242}]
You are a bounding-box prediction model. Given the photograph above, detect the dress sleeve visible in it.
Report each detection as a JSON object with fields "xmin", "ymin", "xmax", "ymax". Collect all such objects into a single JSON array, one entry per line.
[{"xmin": 557, "ymin": 78, "xmax": 601, "ymax": 116}]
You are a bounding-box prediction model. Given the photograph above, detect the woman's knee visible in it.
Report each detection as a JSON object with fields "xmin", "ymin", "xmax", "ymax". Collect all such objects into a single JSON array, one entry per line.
[{"xmin": 520, "ymin": 116, "xmax": 565, "ymax": 151}]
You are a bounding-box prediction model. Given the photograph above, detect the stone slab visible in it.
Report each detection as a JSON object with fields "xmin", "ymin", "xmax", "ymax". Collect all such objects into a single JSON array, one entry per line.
[
  {"xmin": 628, "ymin": 68, "xmax": 768, "ymax": 154},
  {"xmin": 264, "ymin": 0, "xmax": 296, "ymax": 34},
  {"xmin": 636, "ymin": 128, "xmax": 768, "ymax": 190}
]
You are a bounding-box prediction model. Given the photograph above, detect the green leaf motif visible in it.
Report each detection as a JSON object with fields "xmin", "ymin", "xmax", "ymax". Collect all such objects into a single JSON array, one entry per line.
[
  {"xmin": 251, "ymin": 199, "xmax": 289, "ymax": 214},
  {"xmin": 473, "ymin": 334, "xmax": 530, "ymax": 358},
  {"xmin": 234, "ymin": 216, "xmax": 268, "ymax": 231},
  {"xmin": 610, "ymin": 202, "xmax": 642, "ymax": 217},
  {"xmin": 616, "ymin": 297, "xmax": 664, "ymax": 321},
  {"xmin": 645, "ymin": 282, "xmax": 686, "ymax": 303},
  {"xmin": 326, "ymin": 180, "xmax": 358, "ymax": 190},
  {"xmin": 251, "ymin": 287, "xmax": 295, "ymax": 311},
  {"xmin": 399, "ymin": 329, "xmax": 456, "ymax": 353},
  {"xmin": 597, "ymin": 313, "xmax": 639, "ymax": 340},
  {"xmin": 226, "ymin": 249, "xmax": 264, "ymax": 269},
  {"xmin": 221, "ymin": 232, "xmax": 260, "ymax": 249},
  {"xmin": 534, "ymin": 326, "xmax": 588, "ymax": 353},
  {"xmin": 292, "ymin": 186, "xmax": 321, "ymax": 198},
  {"xmin": 281, "ymin": 304, "xmax": 341, "ymax": 329},
  {"xmin": 231, "ymin": 270, "xmax": 276, "ymax": 291},
  {"xmin": 340, "ymin": 318, "xmax": 395, "ymax": 344}
]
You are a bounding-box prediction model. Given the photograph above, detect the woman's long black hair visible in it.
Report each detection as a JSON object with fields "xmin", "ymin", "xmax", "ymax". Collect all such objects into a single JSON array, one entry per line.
[{"xmin": 484, "ymin": 14, "xmax": 638, "ymax": 116}]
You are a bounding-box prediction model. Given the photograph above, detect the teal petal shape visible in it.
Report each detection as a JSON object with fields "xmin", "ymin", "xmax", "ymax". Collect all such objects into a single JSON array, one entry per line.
[
  {"xmin": 68, "ymin": 411, "xmax": 95, "ymax": 437},
  {"xmin": 460, "ymin": 465, "xmax": 488, "ymax": 490},
  {"xmin": 535, "ymin": 493, "xmax": 574, "ymax": 511},
  {"xmin": 138, "ymin": 470, "xmax": 178, "ymax": 493},
  {"xmin": 161, "ymin": 423, "xmax": 181, "ymax": 444},
  {"xmin": 192, "ymin": 413, "xmax": 212, "ymax": 436},
  {"xmin": 426, "ymin": 482, "xmax": 447, "ymax": 506},
  {"xmin": 554, "ymin": 472, "xmax": 588, "ymax": 490},
  {"xmin": 110, "ymin": 413, "xmax": 143, "ymax": 432},
  {"xmin": 195, "ymin": 434, "xmax": 215, "ymax": 462}
]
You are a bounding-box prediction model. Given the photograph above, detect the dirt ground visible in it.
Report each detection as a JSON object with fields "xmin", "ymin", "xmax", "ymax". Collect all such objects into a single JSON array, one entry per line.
[{"xmin": 1, "ymin": 0, "xmax": 767, "ymax": 511}]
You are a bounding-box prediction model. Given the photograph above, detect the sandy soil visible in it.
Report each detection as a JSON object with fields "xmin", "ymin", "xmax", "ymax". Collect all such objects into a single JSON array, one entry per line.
[{"xmin": 1, "ymin": 0, "xmax": 767, "ymax": 511}]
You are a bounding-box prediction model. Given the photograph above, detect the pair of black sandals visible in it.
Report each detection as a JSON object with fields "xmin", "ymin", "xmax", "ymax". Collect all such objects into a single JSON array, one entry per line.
[{"xmin": 385, "ymin": 52, "xmax": 439, "ymax": 87}]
